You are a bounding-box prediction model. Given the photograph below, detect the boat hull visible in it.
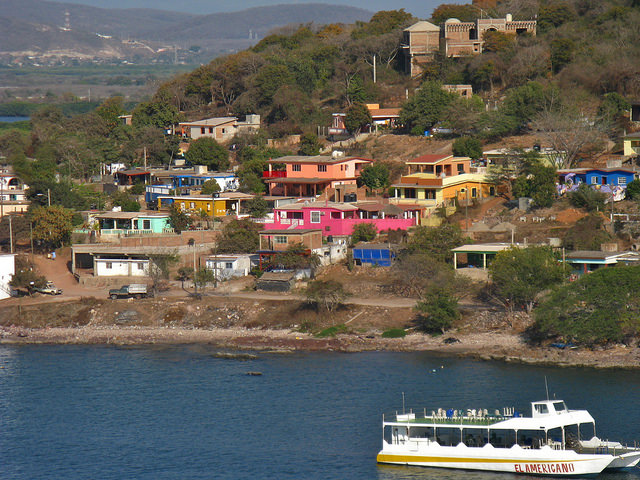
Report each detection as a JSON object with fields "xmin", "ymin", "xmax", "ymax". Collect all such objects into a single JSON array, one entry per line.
[{"xmin": 377, "ymin": 445, "xmax": 614, "ymax": 476}]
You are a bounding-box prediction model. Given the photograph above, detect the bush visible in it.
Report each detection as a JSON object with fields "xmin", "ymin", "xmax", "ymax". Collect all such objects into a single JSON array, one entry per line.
[
  {"xmin": 315, "ymin": 324, "xmax": 348, "ymax": 337},
  {"xmin": 625, "ymin": 180, "xmax": 640, "ymax": 200},
  {"xmin": 381, "ymin": 328, "xmax": 407, "ymax": 338},
  {"xmin": 569, "ymin": 184, "xmax": 607, "ymax": 212},
  {"xmin": 305, "ymin": 280, "xmax": 349, "ymax": 312},
  {"xmin": 351, "ymin": 223, "xmax": 377, "ymax": 245}
]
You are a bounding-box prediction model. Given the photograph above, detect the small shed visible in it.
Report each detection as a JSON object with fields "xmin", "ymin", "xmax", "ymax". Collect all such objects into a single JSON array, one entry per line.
[
  {"xmin": 352, "ymin": 243, "xmax": 397, "ymax": 267},
  {"xmin": 205, "ymin": 254, "xmax": 253, "ymax": 280},
  {"xmin": 256, "ymin": 271, "xmax": 296, "ymax": 292}
]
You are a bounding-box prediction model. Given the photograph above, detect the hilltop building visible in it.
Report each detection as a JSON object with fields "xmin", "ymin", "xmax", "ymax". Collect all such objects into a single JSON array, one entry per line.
[{"xmin": 403, "ymin": 14, "xmax": 536, "ymax": 76}]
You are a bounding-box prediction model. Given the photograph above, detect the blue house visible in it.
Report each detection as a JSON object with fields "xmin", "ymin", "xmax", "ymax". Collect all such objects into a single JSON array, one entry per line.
[
  {"xmin": 145, "ymin": 184, "xmax": 173, "ymax": 204},
  {"xmin": 557, "ymin": 168, "xmax": 636, "ymax": 200},
  {"xmin": 352, "ymin": 243, "xmax": 397, "ymax": 267}
]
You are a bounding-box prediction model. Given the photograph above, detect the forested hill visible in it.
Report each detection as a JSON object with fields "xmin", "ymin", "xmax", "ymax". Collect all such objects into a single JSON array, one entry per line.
[{"xmin": 152, "ymin": 0, "xmax": 640, "ymax": 140}]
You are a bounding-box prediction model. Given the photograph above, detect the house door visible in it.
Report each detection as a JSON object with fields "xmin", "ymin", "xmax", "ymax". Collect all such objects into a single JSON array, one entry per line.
[{"xmin": 602, "ymin": 176, "xmax": 607, "ymax": 185}]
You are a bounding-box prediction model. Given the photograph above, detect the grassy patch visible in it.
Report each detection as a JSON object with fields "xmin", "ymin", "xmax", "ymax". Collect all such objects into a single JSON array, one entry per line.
[
  {"xmin": 315, "ymin": 324, "xmax": 348, "ymax": 338},
  {"xmin": 381, "ymin": 328, "xmax": 406, "ymax": 338}
]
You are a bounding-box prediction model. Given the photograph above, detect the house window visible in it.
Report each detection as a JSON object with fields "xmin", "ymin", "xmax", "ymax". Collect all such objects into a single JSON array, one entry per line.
[
  {"xmin": 221, "ymin": 128, "xmax": 226, "ymax": 134},
  {"xmin": 143, "ymin": 220, "xmax": 151, "ymax": 229},
  {"xmin": 457, "ymin": 164, "xmax": 465, "ymax": 174},
  {"xmin": 137, "ymin": 263, "xmax": 144, "ymax": 270},
  {"xmin": 225, "ymin": 262, "xmax": 233, "ymax": 269},
  {"xmin": 180, "ymin": 202, "xmax": 186, "ymax": 210},
  {"xmin": 292, "ymin": 164, "xmax": 301, "ymax": 172},
  {"xmin": 472, "ymin": 187, "xmax": 477, "ymax": 198},
  {"xmin": 106, "ymin": 262, "xmax": 112, "ymax": 269},
  {"xmin": 201, "ymin": 127, "xmax": 205, "ymax": 134},
  {"xmin": 275, "ymin": 236, "xmax": 288, "ymax": 244},
  {"xmin": 207, "ymin": 203, "xmax": 211, "ymax": 211},
  {"xmin": 209, "ymin": 127, "xmax": 213, "ymax": 134},
  {"xmin": 310, "ymin": 211, "xmax": 321, "ymax": 223},
  {"xmin": 317, "ymin": 165, "xmax": 327, "ymax": 172},
  {"xmin": 190, "ymin": 202, "xmax": 195, "ymax": 209},
  {"xmin": 619, "ymin": 177, "xmax": 627, "ymax": 185}
]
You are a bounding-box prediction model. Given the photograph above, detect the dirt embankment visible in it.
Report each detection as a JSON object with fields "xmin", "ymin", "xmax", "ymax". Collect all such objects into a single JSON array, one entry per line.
[{"xmin": 2, "ymin": 296, "xmax": 640, "ymax": 369}]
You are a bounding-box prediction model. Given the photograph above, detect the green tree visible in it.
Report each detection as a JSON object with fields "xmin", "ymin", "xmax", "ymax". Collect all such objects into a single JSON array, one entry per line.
[
  {"xmin": 168, "ymin": 205, "xmax": 191, "ymax": 234},
  {"xmin": 403, "ymin": 224, "xmax": 468, "ymax": 263},
  {"xmin": 201, "ymin": 179, "xmax": 221, "ymax": 195},
  {"xmin": 269, "ymin": 243, "xmax": 320, "ymax": 270},
  {"xmin": 358, "ymin": 162, "xmax": 390, "ymax": 191},
  {"xmin": 414, "ymin": 291, "xmax": 460, "ymax": 334},
  {"xmin": 452, "ymin": 136, "xmax": 483, "ymax": 159},
  {"xmin": 185, "ymin": 137, "xmax": 230, "ymax": 171},
  {"xmin": 95, "ymin": 96, "xmax": 126, "ymax": 131},
  {"xmin": 246, "ymin": 196, "xmax": 269, "ymax": 218},
  {"xmin": 132, "ymin": 100, "xmax": 180, "ymax": 129},
  {"xmin": 489, "ymin": 246, "xmax": 564, "ymax": 313},
  {"xmin": 298, "ymin": 133, "xmax": 321, "ymax": 155},
  {"xmin": 431, "ymin": 4, "xmax": 477, "ymax": 23},
  {"xmin": 568, "ymin": 184, "xmax": 607, "ymax": 212},
  {"xmin": 217, "ymin": 219, "xmax": 261, "ymax": 253},
  {"xmin": 482, "ymin": 30, "xmax": 513, "ymax": 53},
  {"xmin": 352, "ymin": 9, "xmax": 413, "ymax": 38},
  {"xmin": 351, "ymin": 223, "xmax": 377, "ymax": 244},
  {"xmin": 538, "ymin": 2, "xmax": 576, "ymax": 32},
  {"xmin": 30, "ymin": 205, "xmax": 74, "ymax": 249},
  {"xmin": 344, "ymin": 103, "xmax": 372, "ymax": 134},
  {"xmin": 512, "ymin": 159, "xmax": 557, "ymax": 208},
  {"xmin": 532, "ymin": 266, "xmax": 640, "ymax": 345},
  {"xmin": 597, "ymin": 92, "xmax": 630, "ymax": 132},
  {"xmin": 254, "ymin": 64, "xmax": 294, "ymax": 106},
  {"xmin": 111, "ymin": 191, "xmax": 141, "ymax": 212},
  {"xmin": 550, "ymin": 38, "xmax": 575, "ymax": 74},
  {"xmin": 148, "ymin": 252, "xmax": 179, "ymax": 293},
  {"xmin": 625, "ymin": 179, "xmax": 640, "ymax": 200},
  {"xmin": 305, "ymin": 279, "xmax": 349, "ymax": 312},
  {"xmin": 400, "ymin": 81, "xmax": 458, "ymax": 135}
]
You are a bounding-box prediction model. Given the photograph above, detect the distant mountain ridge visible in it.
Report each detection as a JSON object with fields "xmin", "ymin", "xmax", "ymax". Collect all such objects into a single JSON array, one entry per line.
[{"xmin": 0, "ymin": 1, "xmax": 373, "ymax": 64}]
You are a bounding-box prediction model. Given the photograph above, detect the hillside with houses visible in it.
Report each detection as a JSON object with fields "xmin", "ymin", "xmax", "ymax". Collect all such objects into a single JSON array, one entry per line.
[{"xmin": 2, "ymin": 0, "xmax": 640, "ymax": 361}]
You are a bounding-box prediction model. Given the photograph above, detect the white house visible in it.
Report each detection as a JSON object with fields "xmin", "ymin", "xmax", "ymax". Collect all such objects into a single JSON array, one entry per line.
[
  {"xmin": 94, "ymin": 257, "xmax": 150, "ymax": 277},
  {"xmin": 0, "ymin": 253, "xmax": 16, "ymax": 299},
  {"xmin": 205, "ymin": 254, "xmax": 252, "ymax": 281}
]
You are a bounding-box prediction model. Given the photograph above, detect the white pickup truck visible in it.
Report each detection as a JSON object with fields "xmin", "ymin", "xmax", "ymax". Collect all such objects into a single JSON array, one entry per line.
[{"xmin": 33, "ymin": 281, "xmax": 63, "ymax": 295}]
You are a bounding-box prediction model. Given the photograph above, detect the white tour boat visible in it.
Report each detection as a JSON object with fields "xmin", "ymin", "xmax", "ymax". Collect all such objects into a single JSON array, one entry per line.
[{"xmin": 377, "ymin": 399, "xmax": 640, "ymax": 475}]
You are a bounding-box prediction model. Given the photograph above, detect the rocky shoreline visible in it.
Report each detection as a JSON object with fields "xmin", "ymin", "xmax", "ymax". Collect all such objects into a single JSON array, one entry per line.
[{"xmin": 2, "ymin": 325, "xmax": 640, "ymax": 369}]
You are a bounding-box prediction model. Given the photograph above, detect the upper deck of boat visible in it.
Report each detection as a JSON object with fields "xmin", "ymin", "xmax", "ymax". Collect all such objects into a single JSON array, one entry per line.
[{"xmin": 386, "ymin": 400, "xmax": 596, "ymax": 431}]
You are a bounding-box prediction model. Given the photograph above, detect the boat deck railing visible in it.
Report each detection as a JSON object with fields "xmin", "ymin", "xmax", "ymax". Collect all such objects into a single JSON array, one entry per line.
[{"xmin": 388, "ymin": 408, "xmax": 513, "ymax": 425}]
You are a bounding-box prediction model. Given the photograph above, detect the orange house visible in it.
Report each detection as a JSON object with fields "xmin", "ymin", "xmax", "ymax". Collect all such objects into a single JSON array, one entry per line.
[{"xmin": 263, "ymin": 154, "xmax": 373, "ymax": 197}]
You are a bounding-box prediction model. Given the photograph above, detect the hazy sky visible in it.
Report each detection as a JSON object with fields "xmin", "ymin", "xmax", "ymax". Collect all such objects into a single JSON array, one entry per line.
[{"xmin": 55, "ymin": 0, "xmax": 465, "ymax": 17}]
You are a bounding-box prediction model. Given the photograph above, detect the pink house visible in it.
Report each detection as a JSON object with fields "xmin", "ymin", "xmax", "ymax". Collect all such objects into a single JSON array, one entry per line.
[
  {"xmin": 263, "ymin": 154, "xmax": 373, "ymax": 197},
  {"xmin": 262, "ymin": 201, "xmax": 418, "ymax": 238}
]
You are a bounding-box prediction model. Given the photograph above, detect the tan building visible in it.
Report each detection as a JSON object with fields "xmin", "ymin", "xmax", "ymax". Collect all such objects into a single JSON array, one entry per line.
[
  {"xmin": 402, "ymin": 20, "xmax": 441, "ymax": 77},
  {"xmin": 179, "ymin": 114, "xmax": 260, "ymax": 143},
  {"xmin": 403, "ymin": 14, "xmax": 536, "ymax": 76}
]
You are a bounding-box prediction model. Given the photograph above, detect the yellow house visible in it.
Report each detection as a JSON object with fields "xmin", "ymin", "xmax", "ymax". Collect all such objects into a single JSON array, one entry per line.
[
  {"xmin": 391, "ymin": 173, "xmax": 495, "ymax": 221},
  {"xmin": 158, "ymin": 192, "xmax": 255, "ymax": 217},
  {"xmin": 623, "ymin": 132, "xmax": 640, "ymax": 157}
]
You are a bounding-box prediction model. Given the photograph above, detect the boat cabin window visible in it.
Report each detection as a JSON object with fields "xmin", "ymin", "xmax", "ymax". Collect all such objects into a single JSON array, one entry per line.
[
  {"xmin": 534, "ymin": 404, "xmax": 549, "ymax": 414},
  {"xmin": 553, "ymin": 401, "xmax": 567, "ymax": 412}
]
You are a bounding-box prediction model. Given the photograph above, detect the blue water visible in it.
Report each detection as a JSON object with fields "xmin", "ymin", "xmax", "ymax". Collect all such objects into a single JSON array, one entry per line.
[
  {"xmin": 1, "ymin": 346, "xmax": 639, "ymax": 480},
  {"xmin": 0, "ymin": 116, "xmax": 29, "ymax": 123}
]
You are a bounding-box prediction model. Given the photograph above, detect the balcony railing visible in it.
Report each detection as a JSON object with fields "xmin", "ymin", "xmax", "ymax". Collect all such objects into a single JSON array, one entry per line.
[{"xmin": 263, "ymin": 171, "xmax": 287, "ymax": 178}]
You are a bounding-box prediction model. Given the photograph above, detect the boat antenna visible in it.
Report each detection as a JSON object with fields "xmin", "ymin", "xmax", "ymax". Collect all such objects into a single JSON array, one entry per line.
[
  {"xmin": 402, "ymin": 392, "xmax": 405, "ymax": 414},
  {"xmin": 544, "ymin": 376, "xmax": 549, "ymax": 401}
]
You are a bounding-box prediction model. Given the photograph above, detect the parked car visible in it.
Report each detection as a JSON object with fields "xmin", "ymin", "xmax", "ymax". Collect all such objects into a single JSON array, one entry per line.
[
  {"xmin": 108, "ymin": 284, "xmax": 151, "ymax": 299},
  {"xmin": 33, "ymin": 281, "xmax": 63, "ymax": 295}
]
